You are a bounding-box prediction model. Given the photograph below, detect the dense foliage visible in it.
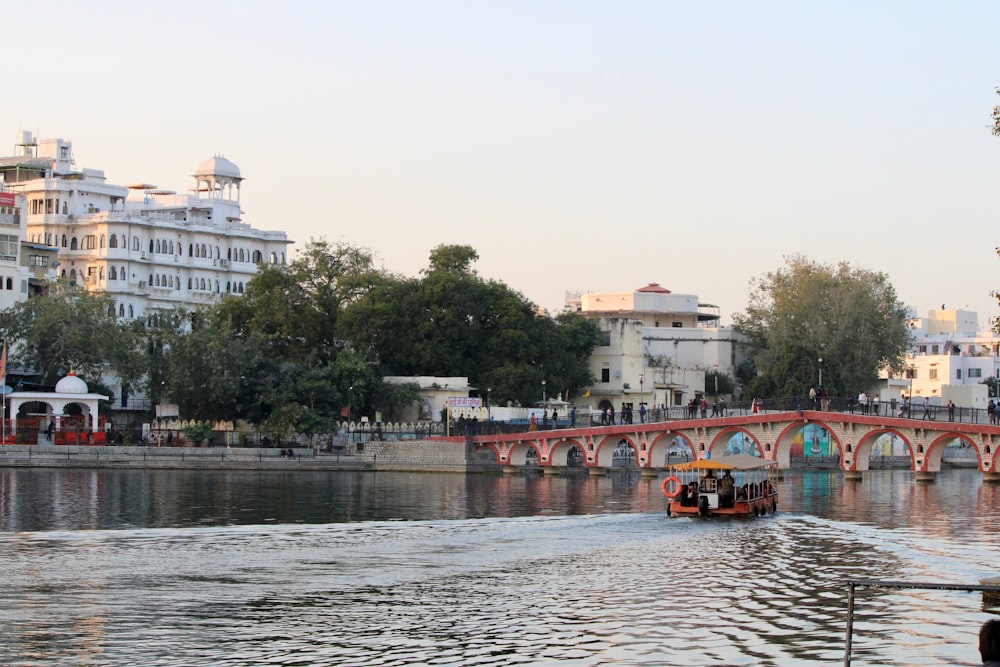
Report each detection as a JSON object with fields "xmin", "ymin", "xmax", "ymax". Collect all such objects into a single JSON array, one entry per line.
[
  {"xmin": 733, "ymin": 255, "xmax": 911, "ymax": 400},
  {"xmin": 0, "ymin": 241, "xmax": 599, "ymax": 432}
]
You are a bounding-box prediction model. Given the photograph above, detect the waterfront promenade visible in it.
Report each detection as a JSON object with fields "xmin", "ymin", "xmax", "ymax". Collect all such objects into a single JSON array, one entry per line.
[{"xmin": 0, "ymin": 444, "xmax": 371, "ymax": 471}]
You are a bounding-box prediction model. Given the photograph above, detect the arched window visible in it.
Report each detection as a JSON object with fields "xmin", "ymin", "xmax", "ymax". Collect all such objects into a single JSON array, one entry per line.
[
  {"xmin": 154, "ymin": 275, "xmax": 160, "ymax": 287},
  {"xmin": 227, "ymin": 248, "xmax": 232, "ymax": 260},
  {"xmin": 120, "ymin": 266, "xmax": 126, "ymax": 281},
  {"xmin": 200, "ymin": 243, "xmax": 207, "ymax": 258},
  {"xmin": 70, "ymin": 237, "xmax": 78, "ymax": 250},
  {"xmin": 188, "ymin": 243, "xmax": 193, "ymax": 256},
  {"xmin": 132, "ymin": 237, "xmax": 140, "ymax": 251},
  {"xmin": 109, "ymin": 235, "xmax": 118, "ymax": 248},
  {"xmin": 188, "ymin": 278, "xmax": 193, "ymax": 289},
  {"xmin": 149, "ymin": 274, "xmax": 153, "ymax": 285},
  {"xmin": 149, "ymin": 240, "xmax": 154, "ymax": 253},
  {"xmin": 99, "ymin": 266, "xmax": 104, "ymax": 280},
  {"xmin": 201, "ymin": 278, "xmax": 207, "ymax": 290},
  {"xmin": 239, "ymin": 248, "xmax": 245, "ymax": 262},
  {"xmin": 155, "ymin": 239, "xmax": 161, "ymax": 254},
  {"xmin": 5, "ymin": 277, "xmax": 11, "ymax": 290},
  {"xmin": 119, "ymin": 304, "xmax": 125, "ymax": 317},
  {"xmin": 128, "ymin": 305, "xmax": 134, "ymax": 318},
  {"xmin": 99, "ymin": 234, "xmax": 106, "ymax": 248},
  {"xmin": 270, "ymin": 252, "xmax": 277, "ymax": 264},
  {"xmin": 226, "ymin": 281, "xmax": 231, "ymax": 292},
  {"xmin": 239, "ymin": 282, "xmax": 245, "ymax": 294},
  {"xmin": 108, "ymin": 305, "xmax": 115, "ymax": 317},
  {"xmin": 215, "ymin": 279, "xmax": 220, "ymax": 293},
  {"xmin": 109, "ymin": 266, "xmax": 117, "ymax": 280}
]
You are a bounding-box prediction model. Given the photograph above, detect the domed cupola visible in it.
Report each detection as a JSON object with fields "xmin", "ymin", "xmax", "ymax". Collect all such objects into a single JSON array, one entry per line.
[
  {"xmin": 55, "ymin": 371, "xmax": 89, "ymax": 394},
  {"xmin": 193, "ymin": 155, "xmax": 243, "ymax": 202}
]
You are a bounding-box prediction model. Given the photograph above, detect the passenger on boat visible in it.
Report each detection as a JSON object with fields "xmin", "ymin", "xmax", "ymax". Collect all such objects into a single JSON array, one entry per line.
[
  {"xmin": 679, "ymin": 482, "xmax": 699, "ymax": 507},
  {"xmin": 718, "ymin": 470, "xmax": 735, "ymax": 508},
  {"xmin": 980, "ymin": 618, "xmax": 1000, "ymax": 666},
  {"xmin": 736, "ymin": 485, "xmax": 748, "ymax": 502},
  {"xmin": 699, "ymin": 470, "xmax": 717, "ymax": 493}
]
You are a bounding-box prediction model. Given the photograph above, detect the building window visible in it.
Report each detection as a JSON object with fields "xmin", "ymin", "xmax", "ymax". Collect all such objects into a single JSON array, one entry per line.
[
  {"xmin": 672, "ymin": 322, "xmax": 682, "ymax": 328},
  {"xmin": 0, "ymin": 234, "xmax": 16, "ymax": 261},
  {"xmin": 956, "ymin": 369, "xmax": 962, "ymax": 380},
  {"xmin": 599, "ymin": 331, "xmax": 611, "ymax": 347},
  {"xmin": 905, "ymin": 368, "xmax": 916, "ymax": 379},
  {"xmin": 601, "ymin": 368, "xmax": 610, "ymax": 383},
  {"xmin": 929, "ymin": 368, "xmax": 938, "ymax": 380},
  {"xmin": 969, "ymin": 368, "xmax": 982, "ymax": 378}
]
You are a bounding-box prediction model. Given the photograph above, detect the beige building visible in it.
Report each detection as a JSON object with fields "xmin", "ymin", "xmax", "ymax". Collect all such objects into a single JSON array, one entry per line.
[{"xmin": 566, "ymin": 283, "xmax": 746, "ymax": 411}]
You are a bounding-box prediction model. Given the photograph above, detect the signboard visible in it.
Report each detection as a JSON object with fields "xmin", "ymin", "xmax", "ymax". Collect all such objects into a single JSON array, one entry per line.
[
  {"xmin": 0, "ymin": 193, "xmax": 15, "ymax": 207},
  {"xmin": 448, "ymin": 397, "xmax": 482, "ymax": 408}
]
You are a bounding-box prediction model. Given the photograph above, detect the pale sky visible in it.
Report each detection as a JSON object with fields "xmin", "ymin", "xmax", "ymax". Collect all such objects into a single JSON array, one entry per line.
[{"xmin": 5, "ymin": 1, "xmax": 1000, "ymax": 327}]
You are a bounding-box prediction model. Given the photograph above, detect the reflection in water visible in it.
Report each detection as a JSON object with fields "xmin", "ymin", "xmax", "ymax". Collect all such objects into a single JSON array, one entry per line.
[{"xmin": 0, "ymin": 469, "xmax": 999, "ymax": 666}]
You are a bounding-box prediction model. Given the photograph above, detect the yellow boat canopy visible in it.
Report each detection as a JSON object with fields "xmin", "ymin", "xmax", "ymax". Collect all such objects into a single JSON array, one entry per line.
[{"xmin": 670, "ymin": 454, "xmax": 776, "ymax": 472}]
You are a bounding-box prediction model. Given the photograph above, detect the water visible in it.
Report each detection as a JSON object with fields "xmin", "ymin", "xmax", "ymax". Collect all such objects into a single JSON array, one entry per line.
[{"xmin": 1, "ymin": 468, "xmax": 999, "ymax": 666}]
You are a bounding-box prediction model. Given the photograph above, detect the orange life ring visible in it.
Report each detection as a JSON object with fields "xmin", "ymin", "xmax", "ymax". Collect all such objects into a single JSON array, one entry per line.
[{"xmin": 661, "ymin": 475, "xmax": 682, "ymax": 498}]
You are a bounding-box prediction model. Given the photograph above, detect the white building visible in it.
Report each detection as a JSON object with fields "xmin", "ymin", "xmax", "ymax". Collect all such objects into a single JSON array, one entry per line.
[
  {"xmin": 0, "ymin": 131, "xmax": 292, "ymax": 320},
  {"xmin": 0, "ymin": 188, "xmax": 58, "ymax": 309},
  {"xmin": 884, "ymin": 308, "xmax": 996, "ymax": 409},
  {"xmin": 566, "ymin": 283, "xmax": 746, "ymax": 410}
]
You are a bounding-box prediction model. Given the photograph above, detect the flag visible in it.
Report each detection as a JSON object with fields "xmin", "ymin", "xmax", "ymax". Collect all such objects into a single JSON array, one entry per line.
[{"xmin": 0, "ymin": 341, "xmax": 6, "ymax": 383}]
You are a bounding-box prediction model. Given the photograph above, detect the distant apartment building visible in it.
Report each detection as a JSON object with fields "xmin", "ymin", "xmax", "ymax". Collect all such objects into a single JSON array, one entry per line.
[
  {"xmin": 566, "ymin": 283, "xmax": 746, "ymax": 410},
  {"xmin": 883, "ymin": 308, "xmax": 996, "ymax": 408},
  {"xmin": 0, "ymin": 187, "xmax": 58, "ymax": 311},
  {"xmin": 0, "ymin": 131, "xmax": 292, "ymax": 320}
]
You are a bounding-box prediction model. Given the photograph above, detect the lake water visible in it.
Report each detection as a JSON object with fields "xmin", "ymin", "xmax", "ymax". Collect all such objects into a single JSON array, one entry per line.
[{"xmin": 1, "ymin": 467, "xmax": 998, "ymax": 666}]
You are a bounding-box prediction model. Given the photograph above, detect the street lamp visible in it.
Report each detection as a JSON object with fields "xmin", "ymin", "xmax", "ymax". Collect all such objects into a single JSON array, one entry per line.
[
  {"xmin": 713, "ymin": 364, "xmax": 718, "ymax": 397},
  {"xmin": 908, "ymin": 365, "xmax": 915, "ymax": 418},
  {"xmin": 542, "ymin": 379, "xmax": 546, "ymax": 403},
  {"xmin": 818, "ymin": 357, "xmax": 823, "ymax": 388},
  {"xmin": 639, "ymin": 373, "xmax": 644, "ymax": 402},
  {"xmin": 487, "ymin": 387, "xmax": 491, "ymax": 420}
]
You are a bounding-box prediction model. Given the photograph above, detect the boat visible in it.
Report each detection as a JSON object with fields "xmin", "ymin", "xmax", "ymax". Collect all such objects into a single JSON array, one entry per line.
[{"xmin": 661, "ymin": 453, "xmax": 778, "ymax": 517}]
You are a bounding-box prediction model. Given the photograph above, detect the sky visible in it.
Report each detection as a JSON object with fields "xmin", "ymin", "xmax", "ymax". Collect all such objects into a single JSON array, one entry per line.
[{"xmin": 4, "ymin": 1, "xmax": 1000, "ymax": 327}]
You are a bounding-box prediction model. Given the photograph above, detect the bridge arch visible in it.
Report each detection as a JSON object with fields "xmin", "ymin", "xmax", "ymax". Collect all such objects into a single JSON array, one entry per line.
[
  {"xmin": 708, "ymin": 428, "xmax": 762, "ymax": 459},
  {"xmin": 593, "ymin": 434, "xmax": 639, "ymax": 468},
  {"xmin": 505, "ymin": 440, "xmax": 543, "ymax": 466},
  {"xmin": 921, "ymin": 432, "xmax": 981, "ymax": 473},
  {"xmin": 773, "ymin": 421, "xmax": 845, "ymax": 469},
  {"xmin": 647, "ymin": 432, "xmax": 695, "ymax": 468},
  {"xmin": 850, "ymin": 428, "xmax": 913, "ymax": 472},
  {"xmin": 548, "ymin": 437, "xmax": 587, "ymax": 467}
]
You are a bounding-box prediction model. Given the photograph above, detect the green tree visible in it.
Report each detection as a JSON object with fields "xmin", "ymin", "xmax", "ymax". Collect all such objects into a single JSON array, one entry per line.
[
  {"xmin": 0, "ymin": 283, "xmax": 137, "ymax": 386},
  {"xmin": 733, "ymin": 255, "xmax": 911, "ymax": 400},
  {"xmin": 341, "ymin": 245, "xmax": 599, "ymax": 406}
]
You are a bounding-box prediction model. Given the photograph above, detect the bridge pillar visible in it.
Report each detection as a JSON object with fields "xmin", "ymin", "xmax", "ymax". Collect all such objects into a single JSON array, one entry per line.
[
  {"xmin": 983, "ymin": 472, "xmax": 1000, "ymax": 484},
  {"xmin": 588, "ymin": 466, "xmax": 607, "ymax": 476},
  {"xmin": 640, "ymin": 467, "xmax": 660, "ymax": 478},
  {"xmin": 543, "ymin": 466, "xmax": 561, "ymax": 476},
  {"xmin": 844, "ymin": 470, "xmax": 864, "ymax": 482},
  {"xmin": 502, "ymin": 466, "xmax": 520, "ymax": 475},
  {"xmin": 915, "ymin": 471, "xmax": 936, "ymax": 483}
]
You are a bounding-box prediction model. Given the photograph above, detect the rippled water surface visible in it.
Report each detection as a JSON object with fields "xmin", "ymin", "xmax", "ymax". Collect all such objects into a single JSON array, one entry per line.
[{"xmin": 1, "ymin": 468, "xmax": 999, "ymax": 666}]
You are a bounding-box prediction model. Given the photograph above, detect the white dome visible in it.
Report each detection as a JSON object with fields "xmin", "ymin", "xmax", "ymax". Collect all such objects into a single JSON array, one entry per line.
[
  {"xmin": 194, "ymin": 155, "xmax": 241, "ymax": 179},
  {"xmin": 55, "ymin": 373, "xmax": 89, "ymax": 394}
]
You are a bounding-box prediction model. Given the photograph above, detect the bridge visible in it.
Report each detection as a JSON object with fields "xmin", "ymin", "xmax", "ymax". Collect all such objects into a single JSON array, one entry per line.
[{"xmin": 470, "ymin": 410, "xmax": 1000, "ymax": 483}]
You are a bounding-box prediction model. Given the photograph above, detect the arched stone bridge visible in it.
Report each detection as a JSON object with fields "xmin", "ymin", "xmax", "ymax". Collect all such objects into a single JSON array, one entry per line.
[{"xmin": 470, "ymin": 410, "xmax": 1000, "ymax": 483}]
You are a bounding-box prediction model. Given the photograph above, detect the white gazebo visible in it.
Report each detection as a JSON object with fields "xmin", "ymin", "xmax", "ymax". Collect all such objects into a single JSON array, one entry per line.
[{"xmin": 7, "ymin": 372, "xmax": 109, "ymax": 442}]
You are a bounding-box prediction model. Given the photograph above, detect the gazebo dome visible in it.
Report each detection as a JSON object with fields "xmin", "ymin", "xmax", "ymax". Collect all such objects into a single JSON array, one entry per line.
[
  {"xmin": 194, "ymin": 155, "xmax": 241, "ymax": 180},
  {"xmin": 55, "ymin": 372, "xmax": 89, "ymax": 394}
]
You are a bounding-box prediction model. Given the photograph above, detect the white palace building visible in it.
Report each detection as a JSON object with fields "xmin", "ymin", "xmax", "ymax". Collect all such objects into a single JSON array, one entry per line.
[{"xmin": 0, "ymin": 131, "xmax": 292, "ymax": 319}]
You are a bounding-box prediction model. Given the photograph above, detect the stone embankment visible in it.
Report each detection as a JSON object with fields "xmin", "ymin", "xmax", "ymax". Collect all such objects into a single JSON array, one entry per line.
[{"xmin": 0, "ymin": 439, "xmax": 496, "ymax": 473}]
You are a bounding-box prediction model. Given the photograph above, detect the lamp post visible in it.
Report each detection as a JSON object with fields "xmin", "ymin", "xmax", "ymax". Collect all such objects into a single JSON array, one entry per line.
[
  {"xmin": 818, "ymin": 357, "xmax": 823, "ymax": 388},
  {"xmin": 713, "ymin": 364, "xmax": 718, "ymax": 397},
  {"xmin": 487, "ymin": 387, "xmax": 491, "ymax": 420},
  {"xmin": 346, "ymin": 385, "xmax": 353, "ymax": 450},
  {"xmin": 542, "ymin": 379, "xmax": 546, "ymax": 404}
]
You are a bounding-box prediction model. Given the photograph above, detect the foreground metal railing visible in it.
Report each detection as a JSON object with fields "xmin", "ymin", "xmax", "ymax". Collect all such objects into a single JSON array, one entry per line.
[{"xmin": 844, "ymin": 579, "xmax": 1000, "ymax": 666}]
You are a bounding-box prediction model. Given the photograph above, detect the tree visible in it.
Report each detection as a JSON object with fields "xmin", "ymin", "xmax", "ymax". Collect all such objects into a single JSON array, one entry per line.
[
  {"xmin": 733, "ymin": 255, "xmax": 911, "ymax": 399},
  {"xmin": 341, "ymin": 245, "xmax": 600, "ymax": 406},
  {"xmin": 0, "ymin": 283, "xmax": 137, "ymax": 386}
]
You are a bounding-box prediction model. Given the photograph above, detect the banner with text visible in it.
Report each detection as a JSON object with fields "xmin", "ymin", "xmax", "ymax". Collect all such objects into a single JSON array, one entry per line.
[{"xmin": 447, "ymin": 397, "xmax": 482, "ymax": 408}]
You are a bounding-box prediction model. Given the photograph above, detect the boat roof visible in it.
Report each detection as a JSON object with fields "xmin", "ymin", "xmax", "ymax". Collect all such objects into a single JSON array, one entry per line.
[{"xmin": 670, "ymin": 454, "xmax": 775, "ymax": 471}]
